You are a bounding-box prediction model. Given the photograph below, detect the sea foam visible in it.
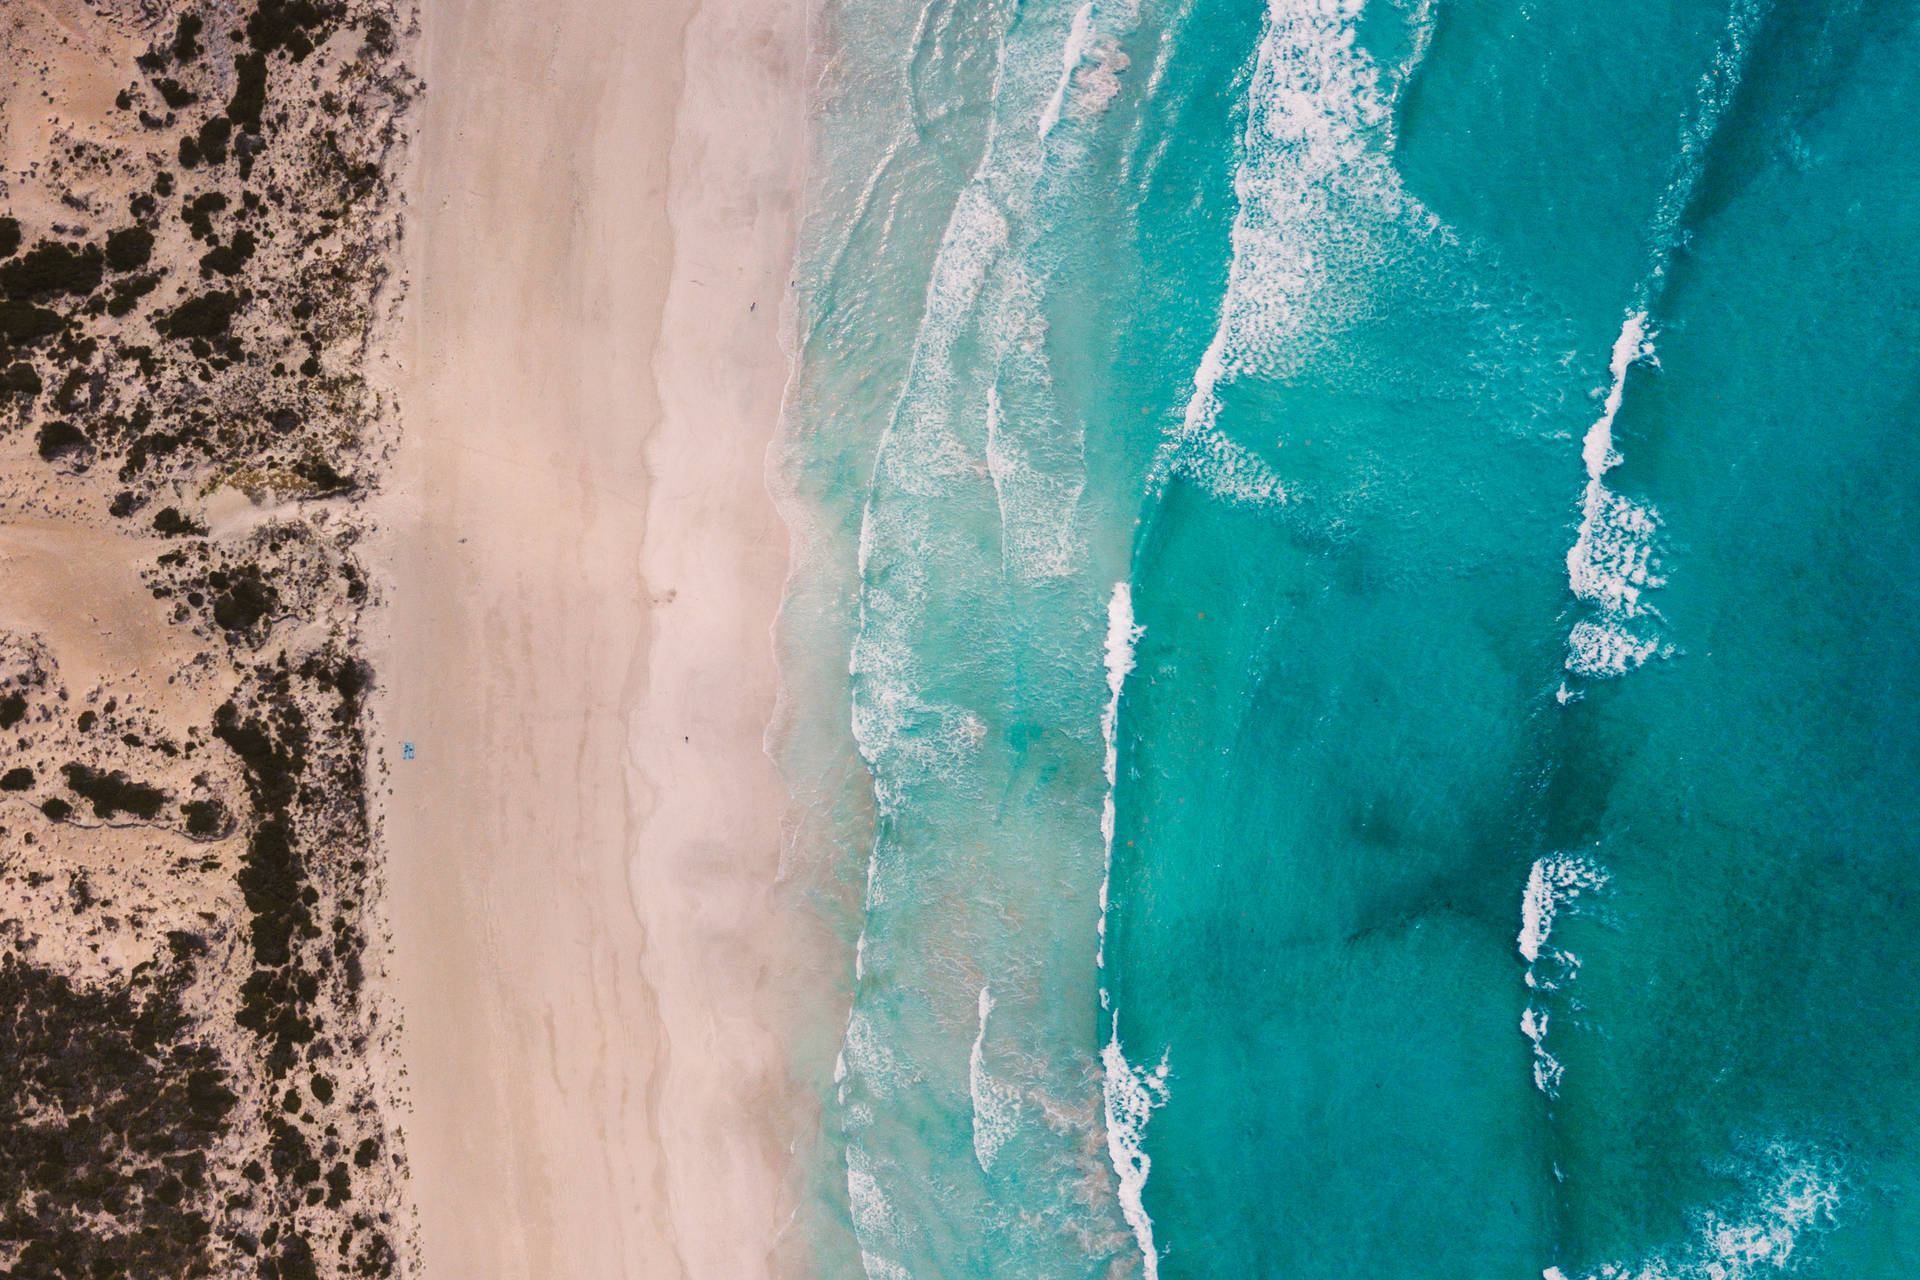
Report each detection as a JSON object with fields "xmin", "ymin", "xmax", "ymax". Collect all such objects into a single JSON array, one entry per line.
[
  {"xmin": 1517, "ymin": 852, "xmax": 1609, "ymax": 1097},
  {"xmin": 1562, "ymin": 313, "xmax": 1668, "ymax": 683},
  {"xmin": 1547, "ymin": 1142, "xmax": 1843, "ymax": 1280},
  {"xmin": 846, "ymin": 1141, "xmax": 911, "ymax": 1280},
  {"xmin": 1101, "ymin": 1014, "xmax": 1170, "ymax": 1280},
  {"xmin": 1558, "ymin": 0, "xmax": 1769, "ymax": 687},
  {"xmin": 1160, "ymin": 0, "xmax": 1439, "ymax": 511},
  {"xmin": 968, "ymin": 986, "xmax": 1021, "ymax": 1173},
  {"xmin": 1091, "ymin": 578, "xmax": 1167, "ymax": 1274},
  {"xmin": 837, "ymin": 1, "xmax": 1147, "ymax": 1270},
  {"xmin": 1097, "ymin": 581, "xmax": 1143, "ymax": 977},
  {"xmin": 1037, "ymin": 1, "xmax": 1097, "ymax": 141}
]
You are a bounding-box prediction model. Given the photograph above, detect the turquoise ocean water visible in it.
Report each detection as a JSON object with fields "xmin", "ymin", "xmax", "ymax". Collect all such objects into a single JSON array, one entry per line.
[{"xmin": 770, "ymin": 0, "xmax": 1920, "ymax": 1275}]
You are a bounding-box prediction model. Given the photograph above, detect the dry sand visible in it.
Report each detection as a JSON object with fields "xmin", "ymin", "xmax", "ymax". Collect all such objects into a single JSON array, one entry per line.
[{"xmin": 372, "ymin": 0, "xmax": 814, "ymax": 1275}]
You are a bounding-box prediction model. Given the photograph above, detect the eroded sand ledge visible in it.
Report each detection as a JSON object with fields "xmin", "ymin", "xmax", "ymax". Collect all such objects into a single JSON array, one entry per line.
[{"xmin": 372, "ymin": 0, "xmax": 814, "ymax": 1274}]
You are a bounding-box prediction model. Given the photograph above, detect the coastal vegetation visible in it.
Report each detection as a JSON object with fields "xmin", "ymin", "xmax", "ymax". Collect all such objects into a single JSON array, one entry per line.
[{"xmin": 0, "ymin": 0, "xmax": 420, "ymax": 1274}]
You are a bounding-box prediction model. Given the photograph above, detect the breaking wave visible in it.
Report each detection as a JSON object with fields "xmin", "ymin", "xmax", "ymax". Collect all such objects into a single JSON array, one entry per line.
[
  {"xmin": 1517, "ymin": 853, "xmax": 1610, "ymax": 1097},
  {"xmin": 1559, "ymin": 0, "xmax": 1770, "ymax": 688},
  {"xmin": 1545, "ymin": 1143, "xmax": 1844, "ymax": 1280}
]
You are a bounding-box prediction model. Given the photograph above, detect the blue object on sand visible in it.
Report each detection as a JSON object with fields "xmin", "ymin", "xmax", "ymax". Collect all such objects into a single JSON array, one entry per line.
[{"xmin": 401, "ymin": 742, "xmax": 414, "ymax": 760}]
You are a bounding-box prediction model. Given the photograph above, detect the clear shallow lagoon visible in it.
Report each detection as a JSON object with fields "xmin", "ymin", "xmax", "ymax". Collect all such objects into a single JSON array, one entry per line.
[{"xmin": 773, "ymin": 0, "xmax": 1920, "ymax": 1275}]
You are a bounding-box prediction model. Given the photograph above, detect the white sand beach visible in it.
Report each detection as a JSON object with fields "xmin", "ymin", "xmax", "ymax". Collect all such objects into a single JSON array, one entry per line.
[{"xmin": 372, "ymin": 0, "xmax": 814, "ymax": 1273}]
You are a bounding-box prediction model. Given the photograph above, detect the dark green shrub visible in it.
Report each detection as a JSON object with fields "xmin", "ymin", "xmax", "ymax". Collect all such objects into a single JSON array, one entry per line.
[
  {"xmin": 199, "ymin": 229, "xmax": 257, "ymax": 276},
  {"xmin": 0, "ymin": 299, "xmax": 61, "ymax": 342},
  {"xmin": 36, "ymin": 420, "xmax": 89, "ymax": 462},
  {"xmin": 153, "ymin": 506, "xmax": 207, "ymax": 536},
  {"xmin": 1, "ymin": 241, "xmax": 103, "ymax": 298},
  {"xmin": 181, "ymin": 798, "xmax": 227, "ymax": 836},
  {"xmin": 104, "ymin": 226, "xmax": 154, "ymax": 272},
  {"xmin": 197, "ymin": 115, "xmax": 232, "ymax": 165},
  {"xmin": 229, "ymin": 53, "xmax": 269, "ymax": 132},
  {"xmin": 173, "ymin": 13, "xmax": 204, "ymax": 62},
  {"xmin": 158, "ymin": 290, "xmax": 239, "ymax": 339},
  {"xmin": 154, "ymin": 78, "xmax": 197, "ymax": 108},
  {"xmin": 212, "ymin": 566, "xmax": 277, "ymax": 631},
  {"xmin": 247, "ymin": 0, "xmax": 341, "ymax": 60},
  {"xmin": 60, "ymin": 763, "xmax": 169, "ymax": 820},
  {"xmin": 0, "ymin": 956, "xmax": 235, "ymax": 1276},
  {"xmin": 106, "ymin": 273, "xmax": 159, "ymax": 316}
]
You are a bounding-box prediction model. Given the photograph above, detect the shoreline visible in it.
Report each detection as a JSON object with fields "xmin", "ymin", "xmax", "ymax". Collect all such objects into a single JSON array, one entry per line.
[{"xmin": 371, "ymin": 0, "xmax": 817, "ymax": 1272}]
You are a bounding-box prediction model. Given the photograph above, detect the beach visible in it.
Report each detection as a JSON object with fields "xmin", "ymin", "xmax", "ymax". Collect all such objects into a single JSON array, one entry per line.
[
  {"xmin": 7, "ymin": 0, "xmax": 1920, "ymax": 1276},
  {"xmin": 372, "ymin": 0, "xmax": 813, "ymax": 1273}
]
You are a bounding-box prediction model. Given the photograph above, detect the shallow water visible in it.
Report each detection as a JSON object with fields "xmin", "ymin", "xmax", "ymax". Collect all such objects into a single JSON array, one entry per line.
[{"xmin": 773, "ymin": 0, "xmax": 1920, "ymax": 1275}]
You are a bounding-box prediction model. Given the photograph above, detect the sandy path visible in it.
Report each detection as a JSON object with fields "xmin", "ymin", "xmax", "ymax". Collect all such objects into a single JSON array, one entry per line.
[{"xmin": 371, "ymin": 0, "xmax": 812, "ymax": 1273}]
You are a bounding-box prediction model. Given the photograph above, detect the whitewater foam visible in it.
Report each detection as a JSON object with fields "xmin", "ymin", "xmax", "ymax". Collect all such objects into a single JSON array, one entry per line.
[
  {"xmin": 1561, "ymin": 313, "xmax": 1669, "ymax": 683},
  {"xmin": 969, "ymin": 986, "xmax": 1021, "ymax": 1173},
  {"xmin": 1581, "ymin": 312, "xmax": 1650, "ymax": 483},
  {"xmin": 1550, "ymin": 1142, "xmax": 1843, "ymax": 1280},
  {"xmin": 1101, "ymin": 1013, "xmax": 1170, "ymax": 1280},
  {"xmin": 1159, "ymin": 0, "xmax": 1441, "ymax": 511},
  {"xmin": 846, "ymin": 1141, "xmax": 911, "ymax": 1280},
  {"xmin": 1097, "ymin": 581, "xmax": 1144, "ymax": 977},
  {"xmin": 1037, "ymin": 1, "xmax": 1096, "ymax": 140},
  {"xmin": 1518, "ymin": 852, "xmax": 1610, "ymax": 977},
  {"xmin": 1091, "ymin": 579, "xmax": 1164, "ymax": 1267},
  {"xmin": 1517, "ymin": 852, "xmax": 1610, "ymax": 1097},
  {"xmin": 835, "ymin": 4, "xmax": 1148, "ymax": 1269},
  {"xmin": 1559, "ymin": 0, "xmax": 1770, "ymax": 686}
]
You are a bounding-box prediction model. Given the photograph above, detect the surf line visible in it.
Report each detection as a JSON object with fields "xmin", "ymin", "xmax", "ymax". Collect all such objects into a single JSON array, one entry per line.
[
  {"xmin": 1558, "ymin": 0, "xmax": 1772, "ymax": 696},
  {"xmin": 1093, "ymin": 579, "xmax": 1172, "ymax": 1280},
  {"xmin": 1098, "ymin": 0, "xmax": 1428, "ymax": 1261}
]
